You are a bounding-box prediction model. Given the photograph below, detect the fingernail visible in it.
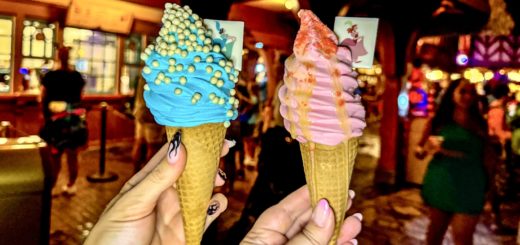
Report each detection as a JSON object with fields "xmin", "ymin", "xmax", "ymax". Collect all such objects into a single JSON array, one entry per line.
[
  {"xmin": 349, "ymin": 190, "xmax": 355, "ymax": 199},
  {"xmin": 312, "ymin": 199, "xmax": 330, "ymax": 228},
  {"xmin": 352, "ymin": 213, "xmax": 363, "ymax": 221},
  {"xmin": 226, "ymin": 139, "xmax": 236, "ymax": 148},
  {"xmin": 217, "ymin": 169, "xmax": 227, "ymax": 180},
  {"xmin": 207, "ymin": 201, "xmax": 220, "ymax": 215},
  {"xmin": 167, "ymin": 131, "xmax": 182, "ymax": 164},
  {"xmin": 350, "ymin": 239, "xmax": 358, "ymax": 245}
]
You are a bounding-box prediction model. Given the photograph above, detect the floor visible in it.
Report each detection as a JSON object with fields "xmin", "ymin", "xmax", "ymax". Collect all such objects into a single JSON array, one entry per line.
[{"xmin": 49, "ymin": 127, "xmax": 519, "ymax": 244}]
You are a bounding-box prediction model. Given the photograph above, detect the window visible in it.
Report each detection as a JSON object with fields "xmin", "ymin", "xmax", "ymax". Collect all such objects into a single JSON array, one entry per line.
[
  {"xmin": 0, "ymin": 16, "xmax": 13, "ymax": 93},
  {"xmin": 21, "ymin": 19, "xmax": 56, "ymax": 93},
  {"xmin": 63, "ymin": 27, "xmax": 117, "ymax": 94},
  {"xmin": 120, "ymin": 34, "xmax": 142, "ymax": 95}
]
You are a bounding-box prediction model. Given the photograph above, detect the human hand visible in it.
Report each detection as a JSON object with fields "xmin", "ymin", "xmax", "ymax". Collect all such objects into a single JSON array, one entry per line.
[
  {"xmin": 241, "ymin": 186, "xmax": 362, "ymax": 245},
  {"xmin": 424, "ymin": 136, "xmax": 444, "ymax": 155},
  {"xmin": 84, "ymin": 137, "xmax": 234, "ymax": 245}
]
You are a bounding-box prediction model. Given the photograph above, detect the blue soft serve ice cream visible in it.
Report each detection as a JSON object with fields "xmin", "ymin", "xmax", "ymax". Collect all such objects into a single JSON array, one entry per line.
[{"xmin": 141, "ymin": 3, "xmax": 239, "ymax": 128}]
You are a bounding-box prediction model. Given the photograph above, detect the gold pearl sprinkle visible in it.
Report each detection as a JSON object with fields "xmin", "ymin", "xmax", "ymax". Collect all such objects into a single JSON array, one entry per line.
[
  {"xmin": 206, "ymin": 56, "xmax": 214, "ymax": 63},
  {"xmin": 188, "ymin": 65, "xmax": 195, "ymax": 73},
  {"xmin": 209, "ymin": 93, "xmax": 216, "ymax": 99},
  {"xmin": 212, "ymin": 97, "xmax": 219, "ymax": 104},
  {"xmin": 183, "ymin": 29, "xmax": 190, "ymax": 36},
  {"xmin": 210, "ymin": 77, "xmax": 218, "ymax": 84},
  {"xmin": 185, "ymin": 40, "xmax": 192, "ymax": 46},
  {"xmin": 226, "ymin": 61, "xmax": 233, "ymax": 67},
  {"xmin": 194, "ymin": 56, "xmax": 201, "ymax": 63},
  {"xmin": 229, "ymin": 97, "xmax": 235, "ymax": 104},
  {"xmin": 214, "ymin": 70, "xmax": 222, "ymax": 78},
  {"xmin": 144, "ymin": 84, "xmax": 150, "ymax": 91},
  {"xmin": 213, "ymin": 45, "xmax": 221, "ymax": 53},
  {"xmin": 175, "ymin": 48, "xmax": 182, "ymax": 54},
  {"xmin": 174, "ymin": 88, "xmax": 182, "ymax": 95},
  {"xmin": 172, "ymin": 19, "xmax": 180, "ymax": 25},
  {"xmin": 195, "ymin": 20, "xmax": 202, "ymax": 27},
  {"xmin": 197, "ymin": 29, "xmax": 204, "ymax": 35},
  {"xmin": 157, "ymin": 72, "xmax": 165, "ymax": 79},
  {"xmin": 178, "ymin": 34, "xmax": 185, "ymax": 40},
  {"xmin": 229, "ymin": 75, "xmax": 235, "ymax": 80},
  {"xmin": 143, "ymin": 66, "xmax": 151, "ymax": 74},
  {"xmin": 198, "ymin": 35, "xmax": 205, "ymax": 41},
  {"xmin": 181, "ymin": 51, "xmax": 188, "ymax": 57},
  {"xmin": 225, "ymin": 66, "xmax": 231, "ymax": 73},
  {"xmin": 168, "ymin": 50, "xmax": 175, "ymax": 56},
  {"xmin": 193, "ymin": 92, "xmax": 202, "ymax": 100},
  {"xmin": 160, "ymin": 42, "xmax": 167, "ymax": 49},
  {"xmin": 193, "ymin": 14, "xmax": 200, "ymax": 20},
  {"xmin": 179, "ymin": 76, "xmax": 187, "ymax": 85},
  {"xmin": 218, "ymin": 98, "xmax": 225, "ymax": 105},
  {"xmin": 226, "ymin": 110, "xmax": 234, "ymax": 117},
  {"xmin": 206, "ymin": 66, "xmax": 213, "ymax": 73},
  {"xmin": 202, "ymin": 46, "xmax": 210, "ymax": 53},
  {"xmin": 179, "ymin": 23, "xmax": 186, "ymax": 29},
  {"xmin": 218, "ymin": 60, "xmax": 226, "ymax": 67},
  {"xmin": 176, "ymin": 64, "xmax": 184, "ymax": 71},
  {"xmin": 191, "ymin": 98, "xmax": 198, "ymax": 104},
  {"xmin": 195, "ymin": 46, "xmax": 202, "ymax": 52},
  {"xmin": 224, "ymin": 121, "xmax": 231, "ymax": 128},
  {"xmin": 189, "ymin": 24, "xmax": 196, "ymax": 30},
  {"xmin": 152, "ymin": 60, "xmax": 160, "ymax": 67},
  {"xmin": 160, "ymin": 49, "xmax": 167, "ymax": 56},
  {"xmin": 216, "ymin": 79, "xmax": 224, "ymax": 87},
  {"xmin": 189, "ymin": 34, "xmax": 197, "ymax": 41},
  {"xmin": 187, "ymin": 46, "xmax": 194, "ymax": 52},
  {"xmin": 230, "ymin": 89, "xmax": 236, "ymax": 95},
  {"xmin": 168, "ymin": 66, "xmax": 175, "ymax": 73},
  {"xmin": 204, "ymin": 38, "xmax": 212, "ymax": 45},
  {"xmin": 170, "ymin": 43, "xmax": 178, "ymax": 50},
  {"xmin": 155, "ymin": 79, "xmax": 161, "ymax": 85},
  {"xmin": 165, "ymin": 77, "xmax": 171, "ymax": 84}
]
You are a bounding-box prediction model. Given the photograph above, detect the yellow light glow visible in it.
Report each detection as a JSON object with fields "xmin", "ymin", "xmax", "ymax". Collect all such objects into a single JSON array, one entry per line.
[
  {"xmin": 426, "ymin": 69, "xmax": 443, "ymax": 81},
  {"xmin": 463, "ymin": 69, "xmax": 484, "ymax": 83},
  {"xmin": 499, "ymin": 69, "xmax": 506, "ymax": 75},
  {"xmin": 484, "ymin": 71, "xmax": 494, "ymax": 80},
  {"xmin": 284, "ymin": 0, "xmax": 298, "ymax": 10},
  {"xmin": 507, "ymin": 71, "xmax": 520, "ymax": 82},
  {"xmin": 450, "ymin": 73, "xmax": 461, "ymax": 80}
]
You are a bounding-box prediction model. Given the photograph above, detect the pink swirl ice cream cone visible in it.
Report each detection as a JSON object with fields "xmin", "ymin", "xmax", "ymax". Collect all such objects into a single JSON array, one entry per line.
[{"xmin": 279, "ymin": 10, "xmax": 366, "ymax": 244}]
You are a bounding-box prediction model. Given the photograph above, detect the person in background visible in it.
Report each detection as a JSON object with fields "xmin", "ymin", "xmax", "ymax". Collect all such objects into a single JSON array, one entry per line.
[
  {"xmin": 40, "ymin": 46, "xmax": 85, "ymax": 195},
  {"xmin": 236, "ymin": 79, "xmax": 260, "ymax": 169},
  {"xmin": 132, "ymin": 76, "xmax": 166, "ymax": 173},
  {"xmin": 488, "ymin": 83, "xmax": 511, "ymax": 159},
  {"xmin": 416, "ymin": 79, "xmax": 494, "ymax": 245},
  {"xmin": 225, "ymin": 83, "xmax": 306, "ymax": 243}
]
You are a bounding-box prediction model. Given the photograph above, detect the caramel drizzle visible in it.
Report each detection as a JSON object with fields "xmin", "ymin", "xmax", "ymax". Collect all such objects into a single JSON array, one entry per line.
[{"xmin": 330, "ymin": 63, "xmax": 351, "ymax": 139}]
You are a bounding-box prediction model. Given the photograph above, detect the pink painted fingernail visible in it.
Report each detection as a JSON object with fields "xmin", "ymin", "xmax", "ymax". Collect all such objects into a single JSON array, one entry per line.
[
  {"xmin": 312, "ymin": 199, "xmax": 330, "ymax": 227},
  {"xmin": 350, "ymin": 239, "xmax": 358, "ymax": 245},
  {"xmin": 349, "ymin": 190, "xmax": 355, "ymax": 199}
]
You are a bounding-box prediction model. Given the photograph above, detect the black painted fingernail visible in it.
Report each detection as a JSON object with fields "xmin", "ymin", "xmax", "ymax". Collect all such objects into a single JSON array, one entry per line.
[
  {"xmin": 217, "ymin": 169, "xmax": 227, "ymax": 180},
  {"xmin": 207, "ymin": 201, "xmax": 220, "ymax": 215},
  {"xmin": 167, "ymin": 131, "xmax": 182, "ymax": 164}
]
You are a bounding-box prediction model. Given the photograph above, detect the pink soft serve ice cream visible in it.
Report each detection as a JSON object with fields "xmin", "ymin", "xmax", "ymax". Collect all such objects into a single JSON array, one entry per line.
[{"xmin": 279, "ymin": 10, "xmax": 366, "ymax": 146}]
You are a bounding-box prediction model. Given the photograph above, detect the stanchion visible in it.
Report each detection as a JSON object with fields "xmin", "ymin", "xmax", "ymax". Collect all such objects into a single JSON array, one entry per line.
[{"xmin": 87, "ymin": 102, "xmax": 118, "ymax": 183}]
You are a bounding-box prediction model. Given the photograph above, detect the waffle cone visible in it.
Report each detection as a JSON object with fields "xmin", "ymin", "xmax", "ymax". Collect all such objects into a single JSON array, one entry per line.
[
  {"xmin": 300, "ymin": 137, "xmax": 358, "ymax": 245},
  {"xmin": 165, "ymin": 123, "xmax": 226, "ymax": 245}
]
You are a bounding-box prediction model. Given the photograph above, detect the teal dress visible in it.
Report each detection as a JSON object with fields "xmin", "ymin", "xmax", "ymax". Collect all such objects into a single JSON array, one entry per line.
[{"xmin": 422, "ymin": 123, "xmax": 487, "ymax": 214}]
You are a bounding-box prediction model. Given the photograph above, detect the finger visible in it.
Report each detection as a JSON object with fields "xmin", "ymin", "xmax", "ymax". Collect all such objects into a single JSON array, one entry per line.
[
  {"xmin": 220, "ymin": 139, "xmax": 236, "ymax": 157},
  {"xmin": 214, "ymin": 168, "xmax": 227, "ymax": 187},
  {"xmin": 337, "ymin": 213, "xmax": 363, "ymax": 244},
  {"xmin": 204, "ymin": 193, "xmax": 228, "ymax": 231},
  {"xmin": 286, "ymin": 199, "xmax": 335, "ymax": 245},
  {"xmin": 112, "ymin": 137, "xmax": 186, "ymax": 219},
  {"xmin": 285, "ymin": 208, "xmax": 312, "ymax": 238},
  {"xmin": 242, "ymin": 186, "xmax": 312, "ymax": 244},
  {"xmin": 101, "ymin": 143, "xmax": 169, "ymax": 216}
]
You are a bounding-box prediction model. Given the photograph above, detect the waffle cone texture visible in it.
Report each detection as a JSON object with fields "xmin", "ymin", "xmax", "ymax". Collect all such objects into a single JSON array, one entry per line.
[
  {"xmin": 165, "ymin": 123, "xmax": 226, "ymax": 245},
  {"xmin": 300, "ymin": 137, "xmax": 359, "ymax": 245}
]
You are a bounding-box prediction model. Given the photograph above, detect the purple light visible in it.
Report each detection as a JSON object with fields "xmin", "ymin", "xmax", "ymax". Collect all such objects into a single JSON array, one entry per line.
[{"xmin": 456, "ymin": 54, "xmax": 469, "ymax": 66}]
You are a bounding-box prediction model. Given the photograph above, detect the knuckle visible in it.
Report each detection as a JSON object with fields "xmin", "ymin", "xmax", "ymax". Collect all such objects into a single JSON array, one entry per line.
[
  {"xmin": 301, "ymin": 227, "xmax": 322, "ymax": 245},
  {"xmin": 148, "ymin": 167, "xmax": 165, "ymax": 184}
]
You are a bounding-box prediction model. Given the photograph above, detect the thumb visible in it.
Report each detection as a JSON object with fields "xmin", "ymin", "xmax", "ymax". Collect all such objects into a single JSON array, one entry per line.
[
  {"xmin": 287, "ymin": 199, "xmax": 335, "ymax": 245},
  {"xmin": 113, "ymin": 134, "xmax": 187, "ymax": 217}
]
